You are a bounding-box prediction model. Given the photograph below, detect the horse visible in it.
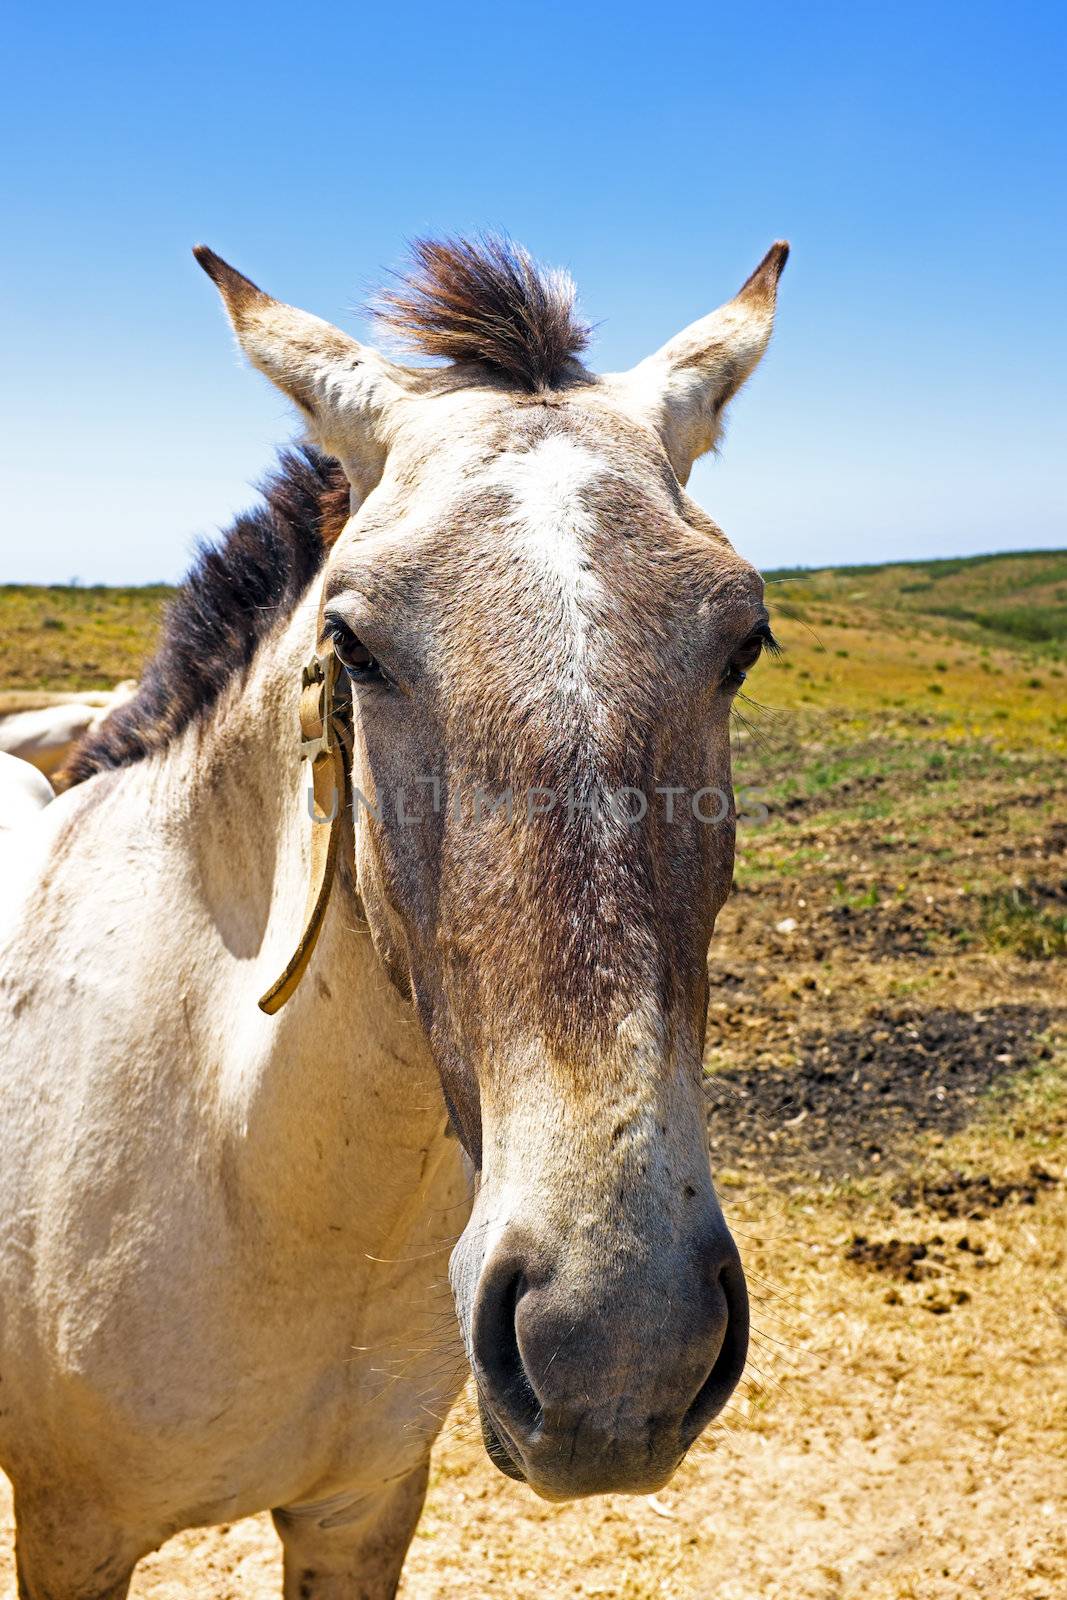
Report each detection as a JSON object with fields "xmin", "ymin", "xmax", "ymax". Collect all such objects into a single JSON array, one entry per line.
[
  {"xmin": 0, "ymin": 751, "xmax": 55, "ymax": 831},
  {"xmin": 0, "ymin": 681, "xmax": 138, "ymax": 781},
  {"xmin": 0, "ymin": 232, "xmax": 787, "ymax": 1599}
]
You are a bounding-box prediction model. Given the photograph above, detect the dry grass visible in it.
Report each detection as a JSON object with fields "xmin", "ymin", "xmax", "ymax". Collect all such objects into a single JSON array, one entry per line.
[
  {"xmin": 394, "ymin": 1050, "xmax": 1067, "ymax": 1600},
  {"xmin": 3, "ymin": 1067, "xmax": 1059, "ymax": 1599},
  {"xmin": 0, "ymin": 584, "xmax": 166, "ymax": 690}
]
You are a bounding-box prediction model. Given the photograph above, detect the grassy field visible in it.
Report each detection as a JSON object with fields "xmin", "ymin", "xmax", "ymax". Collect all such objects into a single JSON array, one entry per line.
[
  {"xmin": 0, "ymin": 583, "xmax": 169, "ymax": 692},
  {"xmin": 1, "ymin": 549, "xmax": 1064, "ymax": 1599},
  {"xmin": 2, "ymin": 547, "xmax": 1065, "ymax": 706}
]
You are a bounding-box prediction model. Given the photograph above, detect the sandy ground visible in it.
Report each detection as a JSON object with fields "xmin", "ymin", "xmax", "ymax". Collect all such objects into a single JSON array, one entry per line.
[{"xmin": 2, "ymin": 1093, "xmax": 1063, "ymax": 1600}]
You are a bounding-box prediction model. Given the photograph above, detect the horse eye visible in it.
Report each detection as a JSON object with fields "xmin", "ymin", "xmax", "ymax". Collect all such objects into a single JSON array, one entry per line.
[
  {"xmin": 722, "ymin": 624, "xmax": 775, "ymax": 689},
  {"xmin": 324, "ymin": 618, "xmax": 385, "ymax": 683}
]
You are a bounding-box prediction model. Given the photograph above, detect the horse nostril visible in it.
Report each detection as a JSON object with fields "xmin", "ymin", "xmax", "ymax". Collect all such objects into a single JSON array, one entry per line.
[
  {"xmin": 681, "ymin": 1254, "xmax": 750, "ymax": 1443},
  {"xmin": 472, "ymin": 1261, "xmax": 541, "ymax": 1439}
]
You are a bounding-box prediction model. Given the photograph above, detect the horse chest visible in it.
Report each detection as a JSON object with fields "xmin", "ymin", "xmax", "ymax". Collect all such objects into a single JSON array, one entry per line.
[{"xmin": 201, "ymin": 1129, "xmax": 473, "ymax": 1511}]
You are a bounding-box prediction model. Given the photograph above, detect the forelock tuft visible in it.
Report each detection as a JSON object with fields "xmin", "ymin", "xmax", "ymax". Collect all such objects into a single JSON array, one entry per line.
[{"xmin": 374, "ymin": 234, "xmax": 590, "ymax": 392}]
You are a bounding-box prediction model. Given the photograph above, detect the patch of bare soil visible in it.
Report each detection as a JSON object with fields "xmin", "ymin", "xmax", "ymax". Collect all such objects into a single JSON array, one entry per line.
[
  {"xmin": 705, "ymin": 1003, "xmax": 1058, "ymax": 1177},
  {"xmin": 892, "ymin": 1163, "xmax": 1061, "ymax": 1218},
  {"xmin": 845, "ymin": 1234, "xmax": 944, "ymax": 1278}
]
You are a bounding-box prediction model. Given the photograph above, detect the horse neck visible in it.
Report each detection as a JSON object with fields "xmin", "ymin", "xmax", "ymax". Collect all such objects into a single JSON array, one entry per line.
[{"xmin": 169, "ymin": 591, "xmax": 452, "ymax": 1236}]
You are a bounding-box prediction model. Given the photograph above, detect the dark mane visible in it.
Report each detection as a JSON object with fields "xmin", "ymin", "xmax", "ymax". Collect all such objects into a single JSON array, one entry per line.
[
  {"xmin": 376, "ymin": 235, "xmax": 590, "ymax": 392},
  {"xmin": 63, "ymin": 447, "xmax": 349, "ymax": 787}
]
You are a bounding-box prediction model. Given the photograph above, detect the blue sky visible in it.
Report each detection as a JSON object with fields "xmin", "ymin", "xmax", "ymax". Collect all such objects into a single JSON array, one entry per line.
[{"xmin": 2, "ymin": 0, "xmax": 1063, "ymax": 583}]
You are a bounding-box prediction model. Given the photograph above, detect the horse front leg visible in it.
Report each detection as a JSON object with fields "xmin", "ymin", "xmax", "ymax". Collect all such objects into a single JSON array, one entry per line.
[
  {"xmin": 12, "ymin": 1479, "xmax": 148, "ymax": 1600},
  {"xmin": 272, "ymin": 1460, "xmax": 430, "ymax": 1600}
]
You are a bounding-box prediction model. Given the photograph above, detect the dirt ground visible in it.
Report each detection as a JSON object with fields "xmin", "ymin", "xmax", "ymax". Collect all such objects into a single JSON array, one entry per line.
[
  {"xmin": 1, "ymin": 568, "xmax": 1064, "ymax": 1597},
  {"xmin": 2, "ymin": 1064, "xmax": 1061, "ymax": 1600}
]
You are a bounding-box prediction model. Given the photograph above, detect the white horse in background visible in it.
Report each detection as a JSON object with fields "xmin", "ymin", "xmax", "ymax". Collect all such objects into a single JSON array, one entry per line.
[
  {"xmin": 0, "ymin": 751, "xmax": 54, "ymax": 830},
  {"xmin": 0, "ymin": 233, "xmax": 787, "ymax": 1599},
  {"xmin": 0, "ymin": 680, "xmax": 137, "ymax": 780}
]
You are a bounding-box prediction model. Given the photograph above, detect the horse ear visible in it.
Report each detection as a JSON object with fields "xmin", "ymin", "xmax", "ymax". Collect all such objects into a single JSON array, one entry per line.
[
  {"xmin": 609, "ymin": 241, "xmax": 789, "ymax": 484},
  {"xmin": 193, "ymin": 246, "xmax": 406, "ymax": 495}
]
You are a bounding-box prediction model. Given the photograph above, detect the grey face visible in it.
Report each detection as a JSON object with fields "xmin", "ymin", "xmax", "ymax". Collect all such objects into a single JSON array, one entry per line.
[{"xmin": 321, "ymin": 406, "xmax": 767, "ymax": 1496}]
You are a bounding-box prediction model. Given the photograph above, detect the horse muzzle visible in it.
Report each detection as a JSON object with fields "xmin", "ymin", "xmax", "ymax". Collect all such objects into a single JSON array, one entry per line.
[{"xmin": 466, "ymin": 1219, "xmax": 749, "ymax": 1500}]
